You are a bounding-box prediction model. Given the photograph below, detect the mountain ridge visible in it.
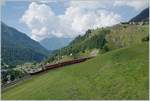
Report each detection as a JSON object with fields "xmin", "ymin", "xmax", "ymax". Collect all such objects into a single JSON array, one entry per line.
[
  {"xmin": 129, "ymin": 8, "xmax": 149, "ymax": 22},
  {"xmin": 45, "ymin": 8, "xmax": 149, "ymax": 63},
  {"xmin": 1, "ymin": 22, "xmax": 49, "ymax": 66},
  {"xmin": 40, "ymin": 37, "xmax": 73, "ymax": 50}
]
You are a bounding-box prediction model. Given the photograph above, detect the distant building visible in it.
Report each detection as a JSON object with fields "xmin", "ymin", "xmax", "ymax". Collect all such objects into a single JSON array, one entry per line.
[
  {"xmin": 139, "ymin": 22, "xmax": 144, "ymax": 25},
  {"xmin": 70, "ymin": 53, "xmax": 72, "ymax": 56},
  {"xmin": 129, "ymin": 21, "xmax": 149, "ymax": 25},
  {"xmin": 129, "ymin": 22, "xmax": 136, "ymax": 25}
]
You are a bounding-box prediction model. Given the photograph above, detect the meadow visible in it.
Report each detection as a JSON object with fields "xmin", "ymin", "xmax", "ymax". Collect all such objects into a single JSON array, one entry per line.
[{"xmin": 2, "ymin": 42, "xmax": 149, "ymax": 100}]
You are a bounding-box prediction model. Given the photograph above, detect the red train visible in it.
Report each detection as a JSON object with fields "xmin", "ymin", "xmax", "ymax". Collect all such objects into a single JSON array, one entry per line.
[{"xmin": 29, "ymin": 57, "xmax": 93, "ymax": 75}]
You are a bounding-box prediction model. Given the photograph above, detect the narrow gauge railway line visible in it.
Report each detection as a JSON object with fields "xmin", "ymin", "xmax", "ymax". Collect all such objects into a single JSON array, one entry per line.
[
  {"xmin": 2, "ymin": 57, "xmax": 94, "ymax": 89},
  {"xmin": 29, "ymin": 57, "xmax": 94, "ymax": 75}
]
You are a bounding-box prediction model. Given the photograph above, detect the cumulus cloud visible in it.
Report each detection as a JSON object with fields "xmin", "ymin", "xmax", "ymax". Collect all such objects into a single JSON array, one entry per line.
[
  {"xmin": 21, "ymin": 2, "xmax": 122, "ymax": 41},
  {"xmin": 21, "ymin": 2, "xmax": 59, "ymax": 40},
  {"xmin": 114, "ymin": 0, "xmax": 149, "ymax": 11}
]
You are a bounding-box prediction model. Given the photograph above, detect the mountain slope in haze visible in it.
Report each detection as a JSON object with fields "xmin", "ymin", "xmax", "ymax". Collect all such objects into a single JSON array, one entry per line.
[
  {"xmin": 1, "ymin": 22, "xmax": 49, "ymax": 66},
  {"xmin": 129, "ymin": 8, "xmax": 149, "ymax": 22},
  {"xmin": 2, "ymin": 43, "xmax": 148, "ymax": 100},
  {"xmin": 40, "ymin": 37, "xmax": 73, "ymax": 50}
]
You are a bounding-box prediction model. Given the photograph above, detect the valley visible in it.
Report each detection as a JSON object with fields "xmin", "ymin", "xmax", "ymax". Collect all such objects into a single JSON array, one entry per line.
[
  {"xmin": 2, "ymin": 42, "xmax": 149, "ymax": 99},
  {"xmin": 1, "ymin": 2, "xmax": 149, "ymax": 100}
]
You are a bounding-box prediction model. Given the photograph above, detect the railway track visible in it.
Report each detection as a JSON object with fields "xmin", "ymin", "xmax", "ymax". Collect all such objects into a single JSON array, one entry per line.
[{"xmin": 29, "ymin": 57, "xmax": 94, "ymax": 75}]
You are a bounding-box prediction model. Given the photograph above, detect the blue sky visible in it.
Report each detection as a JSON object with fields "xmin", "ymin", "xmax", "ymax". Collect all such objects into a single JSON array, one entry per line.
[
  {"xmin": 1, "ymin": 1, "xmax": 67, "ymax": 36},
  {"xmin": 1, "ymin": 0, "xmax": 149, "ymax": 41},
  {"xmin": 2, "ymin": 1, "xmax": 30, "ymax": 35}
]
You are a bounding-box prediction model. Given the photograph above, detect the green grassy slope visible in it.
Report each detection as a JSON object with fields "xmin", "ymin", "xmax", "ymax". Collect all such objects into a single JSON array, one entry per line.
[
  {"xmin": 46, "ymin": 24, "xmax": 148, "ymax": 63},
  {"xmin": 2, "ymin": 43, "xmax": 149, "ymax": 100},
  {"xmin": 106, "ymin": 25, "xmax": 149, "ymax": 49}
]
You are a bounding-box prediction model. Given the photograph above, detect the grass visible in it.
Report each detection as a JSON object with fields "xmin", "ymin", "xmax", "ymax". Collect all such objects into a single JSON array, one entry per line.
[
  {"xmin": 2, "ymin": 42, "xmax": 149, "ymax": 100},
  {"xmin": 106, "ymin": 25, "xmax": 149, "ymax": 49}
]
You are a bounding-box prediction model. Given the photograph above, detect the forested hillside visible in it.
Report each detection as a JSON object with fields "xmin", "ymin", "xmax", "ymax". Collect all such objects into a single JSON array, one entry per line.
[
  {"xmin": 2, "ymin": 42, "xmax": 148, "ymax": 100},
  {"xmin": 46, "ymin": 8, "xmax": 149, "ymax": 64},
  {"xmin": 46, "ymin": 24, "xmax": 148, "ymax": 63},
  {"xmin": 1, "ymin": 22, "xmax": 49, "ymax": 67},
  {"xmin": 1, "ymin": 6, "xmax": 149, "ymax": 100}
]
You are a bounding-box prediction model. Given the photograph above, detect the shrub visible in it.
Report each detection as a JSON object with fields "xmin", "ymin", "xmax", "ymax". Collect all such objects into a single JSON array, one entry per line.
[{"xmin": 142, "ymin": 36, "xmax": 149, "ymax": 42}]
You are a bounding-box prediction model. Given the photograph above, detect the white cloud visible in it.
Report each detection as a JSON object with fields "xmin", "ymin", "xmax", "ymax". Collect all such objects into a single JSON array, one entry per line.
[
  {"xmin": 28, "ymin": 0, "xmax": 54, "ymax": 4},
  {"xmin": 114, "ymin": 0, "xmax": 148, "ymax": 11},
  {"xmin": 21, "ymin": 2, "xmax": 122, "ymax": 41},
  {"xmin": 21, "ymin": 2, "xmax": 59, "ymax": 40},
  {"xmin": 70, "ymin": 0, "xmax": 148, "ymax": 11}
]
